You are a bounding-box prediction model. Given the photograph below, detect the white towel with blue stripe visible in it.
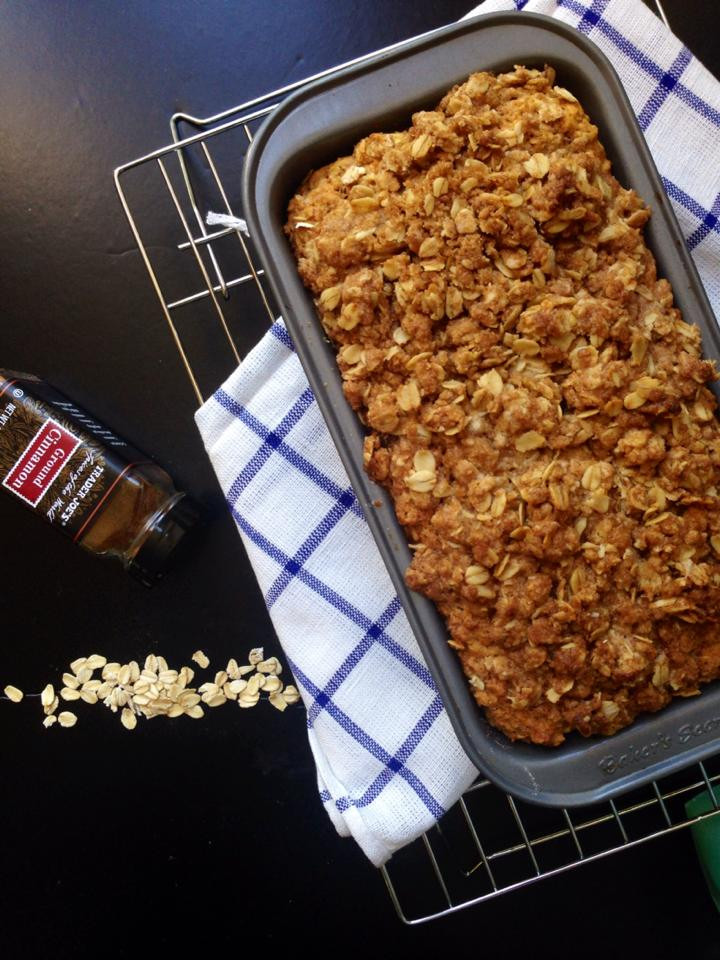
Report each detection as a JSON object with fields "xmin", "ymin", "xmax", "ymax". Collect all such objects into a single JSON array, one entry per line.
[{"xmin": 195, "ymin": 0, "xmax": 720, "ymax": 866}]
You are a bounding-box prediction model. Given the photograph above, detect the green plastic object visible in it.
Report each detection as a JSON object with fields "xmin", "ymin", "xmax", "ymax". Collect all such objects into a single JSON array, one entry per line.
[{"xmin": 686, "ymin": 786, "xmax": 720, "ymax": 912}]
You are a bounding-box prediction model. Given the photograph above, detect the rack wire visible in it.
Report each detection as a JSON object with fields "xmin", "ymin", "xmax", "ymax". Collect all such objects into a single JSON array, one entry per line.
[{"xmin": 114, "ymin": 0, "xmax": 720, "ymax": 926}]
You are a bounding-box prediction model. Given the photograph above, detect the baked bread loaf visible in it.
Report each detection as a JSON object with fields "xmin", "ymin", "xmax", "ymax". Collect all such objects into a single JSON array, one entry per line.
[{"xmin": 285, "ymin": 65, "xmax": 720, "ymax": 745}]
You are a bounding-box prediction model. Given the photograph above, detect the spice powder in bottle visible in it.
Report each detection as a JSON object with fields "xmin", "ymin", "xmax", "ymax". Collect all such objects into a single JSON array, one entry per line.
[{"xmin": 0, "ymin": 371, "xmax": 199, "ymax": 585}]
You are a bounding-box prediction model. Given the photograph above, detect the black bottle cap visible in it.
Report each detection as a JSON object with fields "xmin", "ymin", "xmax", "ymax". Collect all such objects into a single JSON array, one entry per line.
[{"xmin": 128, "ymin": 495, "xmax": 201, "ymax": 587}]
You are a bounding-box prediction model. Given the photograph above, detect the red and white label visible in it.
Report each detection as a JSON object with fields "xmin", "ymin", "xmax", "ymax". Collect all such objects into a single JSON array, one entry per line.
[{"xmin": 3, "ymin": 418, "xmax": 81, "ymax": 507}]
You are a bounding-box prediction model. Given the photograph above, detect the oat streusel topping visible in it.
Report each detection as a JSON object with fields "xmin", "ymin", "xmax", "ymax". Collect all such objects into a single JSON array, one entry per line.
[{"xmin": 285, "ymin": 66, "xmax": 720, "ymax": 746}]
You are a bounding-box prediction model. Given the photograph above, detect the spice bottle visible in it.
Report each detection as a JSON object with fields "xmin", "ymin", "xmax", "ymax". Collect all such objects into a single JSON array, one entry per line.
[{"xmin": 0, "ymin": 371, "xmax": 199, "ymax": 585}]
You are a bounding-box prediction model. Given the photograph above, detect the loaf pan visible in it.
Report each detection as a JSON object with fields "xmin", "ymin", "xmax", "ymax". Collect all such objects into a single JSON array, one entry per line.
[{"xmin": 242, "ymin": 11, "xmax": 720, "ymax": 806}]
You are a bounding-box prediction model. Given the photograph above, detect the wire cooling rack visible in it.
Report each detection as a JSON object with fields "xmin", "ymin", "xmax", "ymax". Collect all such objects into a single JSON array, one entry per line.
[{"xmin": 114, "ymin": 0, "xmax": 720, "ymax": 925}]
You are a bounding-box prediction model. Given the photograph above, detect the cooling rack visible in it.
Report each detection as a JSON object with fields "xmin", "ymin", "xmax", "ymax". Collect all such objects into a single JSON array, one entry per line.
[{"xmin": 114, "ymin": 0, "xmax": 720, "ymax": 925}]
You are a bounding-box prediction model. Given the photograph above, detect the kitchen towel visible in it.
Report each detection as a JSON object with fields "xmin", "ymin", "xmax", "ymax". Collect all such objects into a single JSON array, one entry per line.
[{"xmin": 195, "ymin": 0, "xmax": 720, "ymax": 867}]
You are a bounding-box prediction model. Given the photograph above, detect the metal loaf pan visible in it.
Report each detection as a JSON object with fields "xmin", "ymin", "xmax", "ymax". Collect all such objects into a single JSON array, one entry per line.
[{"xmin": 242, "ymin": 11, "xmax": 720, "ymax": 806}]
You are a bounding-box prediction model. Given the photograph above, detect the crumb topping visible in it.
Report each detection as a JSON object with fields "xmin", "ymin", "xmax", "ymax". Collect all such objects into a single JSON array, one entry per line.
[{"xmin": 286, "ymin": 66, "xmax": 720, "ymax": 746}]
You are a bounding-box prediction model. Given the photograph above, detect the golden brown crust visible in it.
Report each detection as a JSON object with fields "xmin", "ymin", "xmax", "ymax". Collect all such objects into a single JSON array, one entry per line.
[{"xmin": 285, "ymin": 66, "xmax": 720, "ymax": 746}]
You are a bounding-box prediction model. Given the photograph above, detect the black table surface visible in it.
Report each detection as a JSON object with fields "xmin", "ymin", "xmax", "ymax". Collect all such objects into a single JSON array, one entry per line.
[{"xmin": 1, "ymin": 1, "xmax": 719, "ymax": 955}]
